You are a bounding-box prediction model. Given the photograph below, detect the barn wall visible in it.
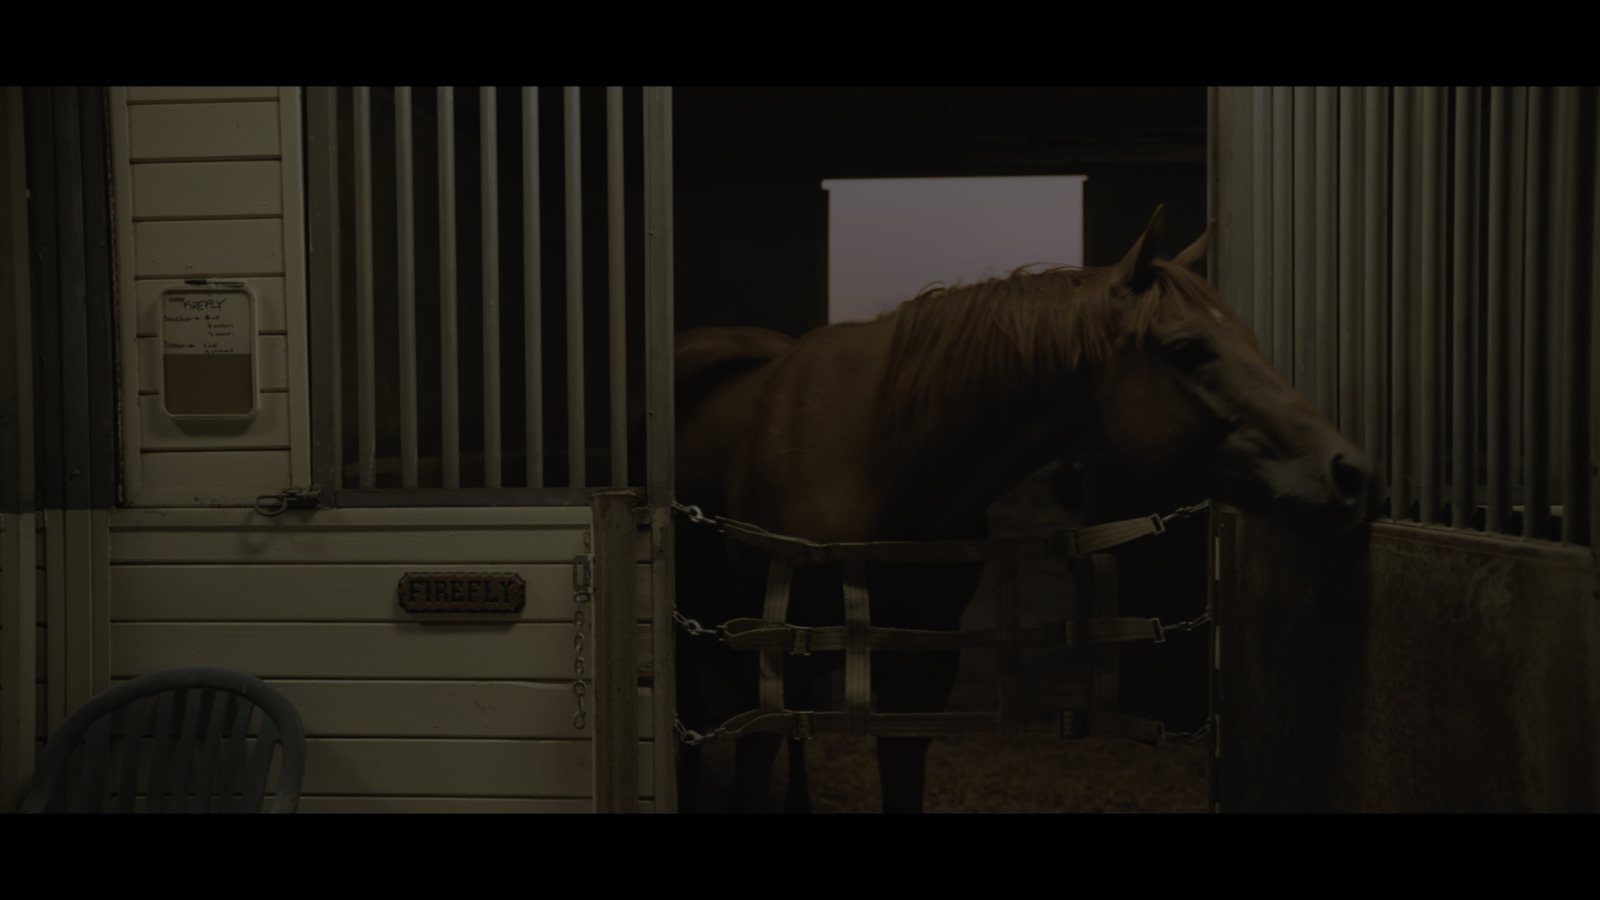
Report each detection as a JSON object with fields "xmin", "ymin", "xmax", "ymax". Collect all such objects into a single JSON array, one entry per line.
[
  {"xmin": 109, "ymin": 86, "xmax": 312, "ymax": 507},
  {"xmin": 105, "ymin": 505, "xmax": 657, "ymax": 812}
]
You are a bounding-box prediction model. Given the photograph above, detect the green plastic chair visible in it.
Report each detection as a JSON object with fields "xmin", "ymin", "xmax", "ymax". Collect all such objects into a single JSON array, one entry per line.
[{"xmin": 19, "ymin": 667, "xmax": 306, "ymax": 813}]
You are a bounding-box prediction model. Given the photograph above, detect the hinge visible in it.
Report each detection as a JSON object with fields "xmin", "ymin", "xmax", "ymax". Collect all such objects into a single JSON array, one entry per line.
[{"xmin": 252, "ymin": 487, "xmax": 322, "ymax": 517}]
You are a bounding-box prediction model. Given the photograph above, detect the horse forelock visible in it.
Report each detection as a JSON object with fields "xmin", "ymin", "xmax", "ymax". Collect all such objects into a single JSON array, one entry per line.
[{"xmin": 875, "ymin": 261, "xmax": 1229, "ymax": 432}]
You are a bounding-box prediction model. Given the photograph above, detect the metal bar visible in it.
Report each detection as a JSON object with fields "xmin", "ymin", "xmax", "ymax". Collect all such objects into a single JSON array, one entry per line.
[
  {"xmin": 643, "ymin": 85, "xmax": 676, "ymax": 813},
  {"xmin": 592, "ymin": 490, "xmax": 640, "ymax": 812},
  {"xmin": 608, "ymin": 86, "xmax": 628, "ymax": 487},
  {"xmin": 0, "ymin": 84, "xmax": 39, "ymax": 808},
  {"xmin": 524, "ymin": 87, "xmax": 544, "ymax": 489},
  {"xmin": 1451, "ymin": 86, "xmax": 1481, "ymax": 529},
  {"xmin": 1338, "ymin": 86, "xmax": 1361, "ymax": 440},
  {"xmin": 565, "ymin": 86, "xmax": 586, "ymax": 487},
  {"xmin": 78, "ymin": 87, "xmax": 115, "ymax": 512},
  {"xmin": 1314, "ymin": 86, "xmax": 1337, "ymax": 420},
  {"xmin": 1522, "ymin": 87, "xmax": 1550, "ymax": 538},
  {"xmin": 1293, "ymin": 86, "xmax": 1315, "ymax": 399},
  {"xmin": 1591, "ymin": 86, "xmax": 1600, "ymax": 555},
  {"xmin": 355, "ymin": 87, "xmax": 376, "ymax": 489},
  {"xmin": 1252, "ymin": 87, "xmax": 1273, "ymax": 359},
  {"xmin": 439, "ymin": 87, "xmax": 461, "ymax": 489},
  {"xmin": 1508, "ymin": 87, "xmax": 1528, "ymax": 513},
  {"xmin": 397, "ymin": 87, "xmax": 418, "ymax": 489},
  {"xmin": 482, "ymin": 86, "xmax": 502, "ymax": 489},
  {"xmin": 1362, "ymin": 87, "xmax": 1388, "ymax": 488},
  {"xmin": 1486, "ymin": 87, "xmax": 1513, "ymax": 534},
  {"xmin": 1271, "ymin": 86, "xmax": 1293, "ymax": 378},
  {"xmin": 1391, "ymin": 87, "xmax": 1413, "ymax": 519},
  {"xmin": 1556, "ymin": 86, "xmax": 1586, "ymax": 544},
  {"xmin": 1419, "ymin": 86, "xmax": 1443, "ymax": 524},
  {"xmin": 306, "ymin": 88, "xmax": 342, "ymax": 496}
]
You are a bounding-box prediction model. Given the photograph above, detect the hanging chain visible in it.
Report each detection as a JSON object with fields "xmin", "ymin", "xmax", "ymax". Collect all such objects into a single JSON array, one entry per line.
[{"xmin": 571, "ymin": 554, "xmax": 592, "ymax": 730}]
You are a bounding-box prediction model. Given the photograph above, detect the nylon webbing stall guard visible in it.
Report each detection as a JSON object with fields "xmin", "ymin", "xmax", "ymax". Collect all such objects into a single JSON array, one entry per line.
[{"xmin": 672, "ymin": 501, "xmax": 1213, "ymax": 747}]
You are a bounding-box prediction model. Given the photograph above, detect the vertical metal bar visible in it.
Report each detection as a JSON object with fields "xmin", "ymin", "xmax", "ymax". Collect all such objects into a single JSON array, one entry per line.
[
  {"xmin": 607, "ymin": 87, "xmax": 627, "ymax": 487},
  {"xmin": 565, "ymin": 86, "xmax": 586, "ymax": 487},
  {"xmin": 439, "ymin": 87, "xmax": 461, "ymax": 489},
  {"xmin": 306, "ymin": 88, "xmax": 342, "ymax": 495},
  {"xmin": 397, "ymin": 87, "xmax": 418, "ymax": 489},
  {"xmin": 1252, "ymin": 87, "xmax": 1273, "ymax": 357},
  {"xmin": 1507, "ymin": 87, "xmax": 1528, "ymax": 512},
  {"xmin": 1314, "ymin": 86, "xmax": 1337, "ymax": 420},
  {"xmin": 1362, "ymin": 87, "xmax": 1389, "ymax": 511},
  {"xmin": 1556, "ymin": 86, "xmax": 1586, "ymax": 544},
  {"xmin": 1390, "ymin": 87, "xmax": 1413, "ymax": 520},
  {"xmin": 1338, "ymin": 86, "xmax": 1361, "ymax": 441},
  {"xmin": 1271, "ymin": 86, "xmax": 1294, "ymax": 379},
  {"xmin": 1486, "ymin": 87, "xmax": 1513, "ymax": 534},
  {"xmin": 643, "ymin": 85, "xmax": 676, "ymax": 813},
  {"xmin": 1293, "ymin": 86, "xmax": 1315, "ymax": 400},
  {"xmin": 524, "ymin": 87, "xmax": 544, "ymax": 489},
  {"xmin": 1522, "ymin": 87, "xmax": 1550, "ymax": 538},
  {"xmin": 1419, "ymin": 86, "xmax": 1443, "ymax": 524},
  {"xmin": 354, "ymin": 87, "xmax": 376, "ymax": 489},
  {"xmin": 1591, "ymin": 86, "xmax": 1600, "ymax": 555},
  {"xmin": 1451, "ymin": 87, "xmax": 1481, "ymax": 529},
  {"xmin": 482, "ymin": 86, "xmax": 502, "ymax": 489}
]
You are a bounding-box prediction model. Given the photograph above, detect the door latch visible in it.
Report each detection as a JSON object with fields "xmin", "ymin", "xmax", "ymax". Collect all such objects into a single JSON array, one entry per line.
[{"xmin": 253, "ymin": 488, "xmax": 322, "ymax": 517}]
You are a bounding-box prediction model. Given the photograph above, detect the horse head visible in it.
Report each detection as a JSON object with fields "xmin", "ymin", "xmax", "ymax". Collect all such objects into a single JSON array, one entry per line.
[{"xmin": 1088, "ymin": 207, "xmax": 1376, "ymax": 537}]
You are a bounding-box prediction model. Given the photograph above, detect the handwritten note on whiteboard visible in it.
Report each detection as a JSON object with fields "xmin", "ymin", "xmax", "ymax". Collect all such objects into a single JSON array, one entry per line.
[{"xmin": 160, "ymin": 285, "xmax": 258, "ymax": 418}]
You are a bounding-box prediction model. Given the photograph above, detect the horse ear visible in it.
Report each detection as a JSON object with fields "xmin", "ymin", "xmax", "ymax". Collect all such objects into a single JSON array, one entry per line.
[
  {"xmin": 1113, "ymin": 205, "xmax": 1165, "ymax": 293},
  {"xmin": 1171, "ymin": 220, "xmax": 1214, "ymax": 273}
]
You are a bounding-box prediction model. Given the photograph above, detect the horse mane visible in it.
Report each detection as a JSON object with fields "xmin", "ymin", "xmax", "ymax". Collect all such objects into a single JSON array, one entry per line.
[{"xmin": 875, "ymin": 260, "xmax": 1225, "ymax": 430}]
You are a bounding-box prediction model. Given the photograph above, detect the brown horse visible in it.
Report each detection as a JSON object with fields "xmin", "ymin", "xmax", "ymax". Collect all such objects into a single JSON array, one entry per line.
[{"xmin": 672, "ymin": 206, "xmax": 1374, "ymax": 813}]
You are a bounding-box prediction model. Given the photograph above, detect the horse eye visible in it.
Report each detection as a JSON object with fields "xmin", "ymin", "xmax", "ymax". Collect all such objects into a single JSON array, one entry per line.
[{"xmin": 1164, "ymin": 337, "xmax": 1216, "ymax": 372}]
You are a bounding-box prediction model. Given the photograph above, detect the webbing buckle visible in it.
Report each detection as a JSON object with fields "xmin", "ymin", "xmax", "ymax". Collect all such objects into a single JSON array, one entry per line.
[
  {"xmin": 790, "ymin": 625, "xmax": 813, "ymax": 657},
  {"xmin": 791, "ymin": 710, "xmax": 817, "ymax": 741}
]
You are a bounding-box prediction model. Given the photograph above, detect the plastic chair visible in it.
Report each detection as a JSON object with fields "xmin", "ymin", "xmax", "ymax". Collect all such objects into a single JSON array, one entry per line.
[{"xmin": 19, "ymin": 667, "xmax": 306, "ymax": 813}]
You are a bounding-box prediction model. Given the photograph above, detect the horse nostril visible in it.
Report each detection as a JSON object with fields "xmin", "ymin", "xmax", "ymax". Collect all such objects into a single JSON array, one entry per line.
[{"xmin": 1330, "ymin": 452, "xmax": 1367, "ymax": 501}]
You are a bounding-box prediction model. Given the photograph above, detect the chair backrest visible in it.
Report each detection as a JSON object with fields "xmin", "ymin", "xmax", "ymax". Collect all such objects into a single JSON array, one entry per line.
[{"xmin": 19, "ymin": 667, "xmax": 306, "ymax": 813}]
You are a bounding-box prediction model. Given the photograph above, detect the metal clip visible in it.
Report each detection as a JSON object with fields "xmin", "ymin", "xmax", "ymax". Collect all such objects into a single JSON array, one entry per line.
[
  {"xmin": 1151, "ymin": 618, "xmax": 1166, "ymax": 644},
  {"xmin": 252, "ymin": 488, "xmax": 321, "ymax": 517},
  {"xmin": 790, "ymin": 710, "xmax": 816, "ymax": 742},
  {"xmin": 790, "ymin": 625, "xmax": 812, "ymax": 657},
  {"xmin": 672, "ymin": 610, "xmax": 720, "ymax": 637},
  {"xmin": 672, "ymin": 500, "xmax": 716, "ymax": 525}
]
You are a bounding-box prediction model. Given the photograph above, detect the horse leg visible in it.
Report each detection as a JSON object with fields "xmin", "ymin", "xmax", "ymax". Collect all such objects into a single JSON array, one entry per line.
[
  {"xmin": 872, "ymin": 647, "xmax": 960, "ymax": 814},
  {"xmin": 732, "ymin": 733, "xmax": 783, "ymax": 812},
  {"xmin": 784, "ymin": 739, "xmax": 812, "ymax": 813}
]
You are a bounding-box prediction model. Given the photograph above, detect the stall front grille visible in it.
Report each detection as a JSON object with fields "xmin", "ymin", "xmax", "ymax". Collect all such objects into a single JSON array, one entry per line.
[
  {"xmin": 306, "ymin": 86, "xmax": 672, "ymax": 507},
  {"xmin": 1212, "ymin": 86, "xmax": 1598, "ymax": 544}
]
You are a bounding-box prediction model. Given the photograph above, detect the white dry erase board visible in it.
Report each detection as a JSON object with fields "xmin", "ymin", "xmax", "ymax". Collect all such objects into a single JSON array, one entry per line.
[{"xmin": 159, "ymin": 281, "xmax": 259, "ymax": 419}]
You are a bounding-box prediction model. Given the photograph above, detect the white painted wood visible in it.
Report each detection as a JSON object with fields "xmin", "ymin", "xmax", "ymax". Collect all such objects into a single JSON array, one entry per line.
[
  {"xmin": 110, "ymin": 523, "xmax": 590, "ymax": 565},
  {"xmin": 138, "ymin": 393, "xmax": 290, "ymax": 451},
  {"xmin": 112, "ymin": 563, "xmax": 653, "ymax": 621},
  {"xmin": 138, "ymin": 450, "xmax": 292, "ymax": 491},
  {"xmin": 139, "ymin": 335, "xmax": 287, "ymax": 393},
  {"xmin": 109, "ymin": 505, "xmax": 592, "ymax": 530},
  {"xmin": 128, "ymin": 102, "xmax": 281, "ymax": 161},
  {"xmin": 91, "ymin": 510, "xmax": 109, "ymax": 694},
  {"xmin": 0, "ymin": 514, "xmax": 40, "ymax": 804},
  {"xmin": 103, "ymin": 737, "xmax": 652, "ymax": 798},
  {"xmin": 133, "ymin": 219, "xmax": 284, "ymax": 277},
  {"xmin": 62, "ymin": 509, "xmax": 93, "ymax": 717},
  {"xmin": 262, "ymin": 681, "xmax": 652, "ymax": 738},
  {"xmin": 278, "ymin": 88, "xmax": 312, "ymax": 490},
  {"xmin": 108, "ymin": 622, "xmax": 653, "ymax": 679},
  {"xmin": 110, "ymin": 87, "xmax": 145, "ymax": 501},
  {"xmin": 127, "ymin": 87, "xmax": 279, "ymax": 103},
  {"xmin": 131, "ymin": 161, "xmax": 282, "ymax": 219},
  {"xmin": 136, "ymin": 277, "xmax": 287, "ymax": 334}
]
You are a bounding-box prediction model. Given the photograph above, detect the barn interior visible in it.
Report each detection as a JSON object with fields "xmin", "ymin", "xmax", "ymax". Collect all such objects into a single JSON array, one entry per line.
[{"xmin": 671, "ymin": 86, "xmax": 1213, "ymax": 812}]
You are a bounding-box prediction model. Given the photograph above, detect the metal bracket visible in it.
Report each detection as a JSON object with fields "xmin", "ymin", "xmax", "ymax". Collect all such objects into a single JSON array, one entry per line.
[
  {"xmin": 572, "ymin": 554, "xmax": 593, "ymax": 599},
  {"xmin": 252, "ymin": 488, "xmax": 322, "ymax": 517}
]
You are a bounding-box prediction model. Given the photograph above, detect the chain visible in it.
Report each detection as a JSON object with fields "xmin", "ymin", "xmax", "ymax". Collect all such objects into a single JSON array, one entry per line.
[
  {"xmin": 1164, "ymin": 718, "xmax": 1214, "ymax": 746},
  {"xmin": 1160, "ymin": 611, "xmax": 1212, "ymax": 635},
  {"xmin": 1159, "ymin": 499, "xmax": 1213, "ymax": 527},
  {"xmin": 571, "ymin": 555, "xmax": 592, "ymax": 730}
]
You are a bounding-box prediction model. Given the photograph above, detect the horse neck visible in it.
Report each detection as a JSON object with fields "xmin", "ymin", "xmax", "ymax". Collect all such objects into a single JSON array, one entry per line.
[{"xmin": 878, "ymin": 378, "xmax": 1089, "ymax": 540}]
